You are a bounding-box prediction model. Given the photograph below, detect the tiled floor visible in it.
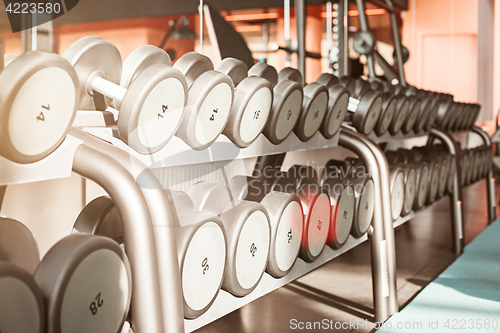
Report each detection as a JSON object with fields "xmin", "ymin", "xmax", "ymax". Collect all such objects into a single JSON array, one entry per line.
[{"xmin": 195, "ymin": 180, "xmax": 497, "ymax": 333}]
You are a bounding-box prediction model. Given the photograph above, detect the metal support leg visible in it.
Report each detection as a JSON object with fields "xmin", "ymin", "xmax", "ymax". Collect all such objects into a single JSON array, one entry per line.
[
  {"xmin": 72, "ymin": 144, "xmax": 165, "ymax": 333},
  {"xmin": 70, "ymin": 129, "xmax": 185, "ymax": 333},
  {"xmin": 295, "ymin": 0, "xmax": 306, "ymax": 82},
  {"xmin": 338, "ymin": 0, "xmax": 349, "ymax": 76},
  {"xmin": 385, "ymin": 0, "xmax": 407, "ymax": 86},
  {"xmin": 339, "ymin": 128, "xmax": 397, "ymax": 322},
  {"xmin": 471, "ymin": 126, "xmax": 496, "ymax": 223},
  {"xmin": 355, "ymin": 0, "xmax": 376, "ymax": 79},
  {"xmin": 429, "ymin": 129, "xmax": 464, "ymax": 255}
]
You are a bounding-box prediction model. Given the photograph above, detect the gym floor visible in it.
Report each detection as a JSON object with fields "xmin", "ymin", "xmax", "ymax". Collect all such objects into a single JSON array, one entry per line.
[{"xmin": 196, "ymin": 180, "xmax": 498, "ymax": 333}]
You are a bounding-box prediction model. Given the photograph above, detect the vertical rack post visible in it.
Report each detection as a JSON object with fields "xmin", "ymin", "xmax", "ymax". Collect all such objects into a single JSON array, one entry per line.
[
  {"xmin": 337, "ymin": 0, "xmax": 349, "ymax": 76},
  {"xmin": 339, "ymin": 128, "xmax": 397, "ymax": 322},
  {"xmin": 385, "ymin": 0, "xmax": 407, "ymax": 86},
  {"xmin": 355, "ymin": 0, "xmax": 376, "ymax": 79},
  {"xmin": 471, "ymin": 126, "xmax": 497, "ymax": 223},
  {"xmin": 429, "ymin": 129, "xmax": 465, "ymax": 255},
  {"xmin": 295, "ymin": 0, "xmax": 306, "ymax": 82},
  {"xmin": 284, "ymin": 0, "xmax": 291, "ymax": 67}
]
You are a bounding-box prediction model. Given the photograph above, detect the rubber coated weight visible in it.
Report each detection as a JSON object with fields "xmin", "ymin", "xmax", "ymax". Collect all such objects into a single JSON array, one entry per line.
[
  {"xmin": 188, "ymin": 181, "xmax": 271, "ymax": 297},
  {"xmin": 315, "ymin": 73, "xmax": 349, "ymax": 139},
  {"xmin": 389, "ymin": 167, "xmax": 405, "ymax": 220},
  {"xmin": 425, "ymin": 158, "xmax": 441, "ymax": 204},
  {"xmin": 170, "ymin": 191, "xmax": 227, "ymax": 318},
  {"xmin": 173, "ymin": 52, "xmax": 234, "ymax": 150},
  {"xmin": 436, "ymin": 154, "xmax": 451, "ymax": 198},
  {"xmin": 0, "ymin": 51, "xmax": 78, "ymax": 163},
  {"xmin": 395, "ymin": 95, "xmax": 418, "ymax": 135},
  {"xmin": 373, "ymin": 92, "xmax": 397, "ymax": 136},
  {"xmin": 248, "ymin": 63, "xmax": 303, "ymax": 145},
  {"xmin": 347, "ymin": 175, "xmax": 375, "ymax": 238},
  {"xmin": 34, "ymin": 234, "xmax": 131, "ymax": 333},
  {"xmin": 423, "ymin": 93, "xmax": 443, "ymax": 132},
  {"xmin": 216, "ymin": 58, "xmax": 273, "ymax": 147},
  {"xmin": 0, "ymin": 218, "xmax": 44, "ymax": 333},
  {"xmin": 399, "ymin": 164, "xmax": 417, "ymax": 217},
  {"xmin": 413, "ymin": 161, "xmax": 429, "ymax": 211},
  {"xmin": 322, "ymin": 178, "xmax": 355, "ymax": 249}
]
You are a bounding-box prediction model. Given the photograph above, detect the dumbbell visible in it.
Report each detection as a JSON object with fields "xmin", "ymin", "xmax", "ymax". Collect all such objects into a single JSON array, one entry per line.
[
  {"xmin": 346, "ymin": 173, "xmax": 375, "ymax": 238},
  {"xmin": 172, "ymin": 52, "xmax": 235, "ymax": 150},
  {"xmin": 321, "ymin": 176, "xmax": 356, "ymax": 248},
  {"xmin": 314, "ymin": 73, "xmax": 350, "ymax": 139},
  {"xmin": 6, "ymin": 213, "xmax": 132, "ymax": 333},
  {"xmin": 367, "ymin": 80, "xmax": 398, "ymax": 136},
  {"xmin": 0, "ymin": 50, "xmax": 78, "ymax": 163},
  {"xmin": 282, "ymin": 165, "xmax": 331, "ymax": 262},
  {"xmin": 389, "ymin": 166, "xmax": 405, "ymax": 220},
  {"xmin": 75, "ymin": 194, "xmax": 227, "ymax": 319},
  {"xmin": 63, "ymin": 37, "xmax": 188, "ymax": 154},
  {"xmin": 403, "ymin": 87, "xmax": 434, "ymax": 135},
  {"xmin": 336, "ymin": 76, "xmax": 383, "ymax": 135},
  {"xmin": 436, "ymin": 153, "xmax": 451, "ymax": 198},
  {"xmin": 393, "ymin": 149, "xmax": 430, "ymax": 211},
  {"xmin": 446, "ymin": 102, "xmax": 466, "ymax": 132},
  {"xmin": 215, "ymin": 58, "xmax": 273, "ymax": 147},
  {"xmin": 230, "ymin": 175, "xmax": 304, "ymax": 278},
  {"xmin": 248, "ymin": 63, "xmax": 303, "ymax": 145},
  {"xmin": 278, "ymin": 68, "xmax": 329, "ymax": 141},
  {"xmin": 434, "ymin": 95, "xmax": 457, "ymax": 131},
  {"xmin": 188, "ymin": 181, "xmax": 271, "ymax": 297},
  {"xmin": 3, "ymin": 53, "xmax": 19, "ymax": 67},
  {"xmin": 379, "ymin": 82, "xmax": 415, "ymax": 135}
]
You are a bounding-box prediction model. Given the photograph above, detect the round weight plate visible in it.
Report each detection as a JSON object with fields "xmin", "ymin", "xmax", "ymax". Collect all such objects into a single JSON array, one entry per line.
[
  {"xmin": 437, "ymin": 156, "xmax": 449, "ymax": 198},
  {"xmin": 330, "ymin": 184, "xmax": 355, "ymax": 248},
  {"xmin": 399, "ymin": 97, "xmax": 415, "ymax": 135},
  {"xmin": 316, "ymin": 73, "xmax": 339, "ymax": 89},
  {"xmin": 447, "ymin": 157, "xmax": 456, "ymax": 194},
  {"xmin": 118, "ymin": 64, "xmax": 187, "ymax": 154},
  {"xmin": 216, "ymin": 58, "xmax": 248, "ymax": 87},
  {"xmin": 415, "ymin": 162, "xmax": 429, "ymax": 211},
  {"xmin": 374, "ymin": 93, "xmax": 397, "ymax": 137},
  {"xmin": 63, "ymin": 37, "xmax": 121, "ymax": 111},
  {"xmin": 4, "ymin": 53, "xmax": 19, "ymax": 67},
  {"xmin": 391, "ymin": 96, "xmax": 413, "ymax": 135},
  {"xmin": 295, "ymin": 83, "xmax": 328, "ymax": 141},
  {"xmin": 188, "ymin": 181, "xmax": 232, "ymax": 215},
  {"xmin": 278, "ymin": 67, "xmax": 303, "ymax": 84},
  {"xmin": 223, "ymin": 76, "xmax": 273, "ymax": 147},
  {"xmin": 399, "ymin": 97, "xmax": 419, "ymax": 135},
  {"xmin": 176, "ymin": 71, "xmax": 234, "ymax": 150},
  {"xmin": 261, "ymin": 192, "xmax": 303, "ymax": 278},
  {"xmin": 0, "ymin": 51, "xmax": 78, "ymax": 163},
  {"xmin": 72, "ymin": 196, "xmax": 124, "ymax": 245},
  {"xmin": 390, "ymin": 170, "xmax": 405, "ymax": 220},
  {"xmin": 219, "ymin": 203, "xmax": 270, "ymax": 296},
  {"xmin": 427, "ymin": 160, "xmax": 440, "ymax": 204},
  {"xmin": 0, "ymin": 218, "xmax": 40, "ymax": 274},
  {"xmin": 34, "ymin": 234, "xmax": 131, "ymax": 333},
  {"xmin": 446, "ymin": 103, "xmax": 462, "ymax": 131},
  {"xmin": 180, "ymin": 220, "xmax": 226, "ymax": 317},
  {"xmin": 352, "ymin": 178, "xmax": 375, "ymax": 237},
  {"xmin": 455, "ymin": 104, "xmax": 472, "ymax": 131},
  {"xmin": 120, "ymin": 45, "xmax": 172, "ymax": 89},
  {"xmin": 353, "ymin": 91, "xmax": 383, "ymax": 135},
  {"xmin": 353, "ymin": 79, "xmax": 371, "ymax": 99},
  {"xmin": 263, "ymin": 80, "xmax": 303, "ymax": 144},
  {"xmin": 173, "ymin": 52, "xmax": 214, "ymax": 87},
  {"xmin": 401, "ymin": 167, "xmax": 417, "ymax": 217},
  {"xmin": 424, "ymin": 94, "xmax": 443, "ymax": 131},
  {"xmin": 321, "ymin": 86, "xmax": 349, "ymax": 139},
  {"xmin": 353, "ymin": 31, "xmax": 376, "ymax": 55},
  {"xmin": 248, "ymin": 63, "xmax": 278, "ymax": 87},
  {"xmin": 0, "ymin": 263, "xmax": 44, "ymax": 333}
]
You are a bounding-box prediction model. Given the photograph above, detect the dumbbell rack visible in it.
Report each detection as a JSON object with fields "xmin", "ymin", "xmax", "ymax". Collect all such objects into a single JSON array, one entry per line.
[
  {"xmin": 368, "ymin": 126, "xmax": 496, "ymax": 253},
  {"xmin": 72, "ymin": 108, "xmax": 400, "ymax": 331}
]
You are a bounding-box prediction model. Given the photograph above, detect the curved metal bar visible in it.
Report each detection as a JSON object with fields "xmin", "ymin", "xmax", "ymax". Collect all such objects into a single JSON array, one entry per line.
[
  {"xmin": 471, "ymin": 126, "xmax": 496, "ymax": 223},
  {"xmin": 72, "ymin": 143, "xmax": 164, "ymax": 333},
  {"xmin": 341, "ymin": 128, "xmax": 398, "ymax": 315},
  {"xmin": 339, "ymin": 128, "xmax": 395, "ymax": 322},
  {"xmin": 70, "ymin": 128, "xmax": 185, "ymax": 333},
  {"xmin": 428, "ymin": 128, "xmax": 464, "ymax": 255}
]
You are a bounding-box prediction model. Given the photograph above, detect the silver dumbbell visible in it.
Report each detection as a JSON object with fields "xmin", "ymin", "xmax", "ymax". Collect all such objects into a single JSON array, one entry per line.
[{"xmin": 389, "ymin": 166, "xmax": 405, "ymax": 221}]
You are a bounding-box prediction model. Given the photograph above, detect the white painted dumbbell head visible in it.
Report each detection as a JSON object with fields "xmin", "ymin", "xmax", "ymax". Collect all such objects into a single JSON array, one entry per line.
[
  {"xmin": 173, "ymin": 52, "xmax": 234, "ymax": 150},
  {"xmin": 170, "ymin": 190, "xmax": 227, "ymax": 318},
  {"xmin": 315, "ymin": 73, "xmax": 350, "ymax": 139},
  {"xmin": 0, "ymin": 51, "xmax": 78, "ymax": 163},
  {"xmin": 248, "ymin": 63, "xmax": 303, "ymax": 144},
  {"xmin": 188, "ymin": 181, "xmax": 271, "ymax": 297},
  {"xmin": 338, "ymin": 76, "xmax": 382, "ymax": 135},
  {"xmin": 215, "ymin": 58, "xmax": 273, "ymax": 148},
  {"xmin": 399, "ymin": 164, "xmax": 417, "ymax": 217},
  {"xmin": 322, "ymin": 178, "xmax": 355, "ymax": 248},
  {"xmin": 291, "ymin": 172, "xmax": 331, "ymax": 262},
  {"xmin": 279, "ymin": 68, "xmax": 329, "ymax": 142},
  {"xmin": 346, "ymin": 175, "xmax": 375, "ymax": 238},
  {"xmin": 0, "ymin": 218, "xmax": 44, "ymax": 333},
  {"xmin": 4, "ymin": 53, "xmax": 19, "ymax": 67},
  {"xmin": 389, "ymin": 166, "xmax": 405, "ymax": 221},
  {"xmin": 229, "ymin": 176, "xmax": 304, "ymax": 278},
  {"xmin": 64, "ymin": 37, "xmax": 188, "ymax": 154},
  {"xmin": 34, "ymin": 234, "xmax": 132, "ymax": 333}
]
